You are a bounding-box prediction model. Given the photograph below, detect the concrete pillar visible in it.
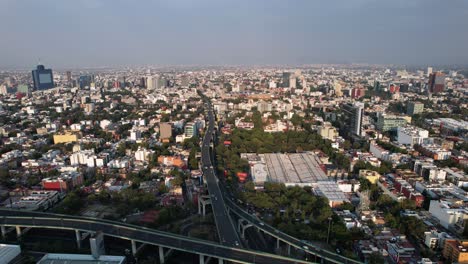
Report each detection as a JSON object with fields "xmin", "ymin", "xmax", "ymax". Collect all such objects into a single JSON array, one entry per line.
[
  {"xmin": 237, "ymin": 219, "xmax": 243, "ymax": 234},
  {"xmin": 218, "ymin": 258, "xmax": 224, "ymax": 264},
  {"xmin": 199, "ymin": 254, "xmax": 204, "ymax": 264},
  {"xmin": 276, "ymin": 238, "xmax": 280, "ymax": 249},
  {"xmin": 159, "ymin": 246, "xmax": 165, "ymax": 264},
  {"xmin": 287, "ymin": 244, "xmax": 291, "ymax": 255},
  {"xmin": 198, "ymin": 198, "xmax": 202, "ymax": 215},
  {"xmin": 15, "ymin": 226, "xmax": 21, "ymax": 238},
  {"xmin": 202, "ymin": 203, "xmax": 206, "ymax": 216},
  {"xmin": 75, "ymin": 230, "xmax": 81, "ymax": 249},
  {"xmin": 131, "ymin": 240, "xmax": 137, "ymax": 256},
  {"xmin": 1, "ymin": 226, "xmax": 6, "ymax": 238}
]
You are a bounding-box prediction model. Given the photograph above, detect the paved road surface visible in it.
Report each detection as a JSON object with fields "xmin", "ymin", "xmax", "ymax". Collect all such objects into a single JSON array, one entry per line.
[{"xmin": 201, "ymin": 101, "xmax": 241, "ymax": 248}]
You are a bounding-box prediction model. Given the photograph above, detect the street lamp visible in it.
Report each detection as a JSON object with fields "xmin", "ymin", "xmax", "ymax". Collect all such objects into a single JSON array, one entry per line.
[{"xmin": 326, "ymin": 217, "xmax": 332, "ymax": 244}]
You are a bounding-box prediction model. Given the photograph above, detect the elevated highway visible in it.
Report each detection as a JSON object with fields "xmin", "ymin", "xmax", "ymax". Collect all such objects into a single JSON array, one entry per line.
[{"xmin": 0, "ymin": 209, "xmax": 313, "ymax": 264}]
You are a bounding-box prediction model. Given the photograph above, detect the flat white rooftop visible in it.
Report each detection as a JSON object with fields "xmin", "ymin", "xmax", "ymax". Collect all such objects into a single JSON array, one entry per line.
[{"xmin": 260, "ymin": 152, "xmax": 328, "ymax": 185}]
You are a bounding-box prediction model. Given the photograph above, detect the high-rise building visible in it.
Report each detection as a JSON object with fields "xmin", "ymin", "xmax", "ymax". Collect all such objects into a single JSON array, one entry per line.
[
  {"xmin": 282, "ymin": 72, "xmax": 291, "ymax": 88},
  {"xmin": 32, "ymin": 65, "xmax": 54, "ymax": 90},
  {"xmin": 407, "ymin": 102, "xmax": 424, "ymax": 115},
  {"xmin": 376, "ymin": 113, "xmax": 408, "ymax": 132},
  {"xmin": 66, "ymin": 71, "xmax": 72, "ymax": 83},
  {"xmin": 159, "ymin": 123, "xmax": 172, "ymax": 140},
  {"xmin": 351, "ymin": 87, "xmax": 366, "ymax": 98},
  {"xmin": 342, "ymin": 102, "xmax": 364, "ymax": 137},
  {"xmin": 334, "ymin": 82, "xmax": 343, "ymax": 97},
  {"xmin": 289, "ymin": 76, "xmax": 297, "ymax": 89},
  {"xmin": 427, "ymin": 67, "xmax": 433, "ymax": 77},
  {"xmin": 146, "ymin": 76, "xmax": 155, "ymax": 89},
  {"xmin": 79, "ymin": 75, "xmax": 92, "ymax": 89},
  {"xmin": 428, "ymin": 72, "xmax": 445, "ymax": 94}
]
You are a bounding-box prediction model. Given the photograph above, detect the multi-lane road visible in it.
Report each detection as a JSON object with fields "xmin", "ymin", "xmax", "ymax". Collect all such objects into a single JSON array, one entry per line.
[
  {"xmin": 200, "ymin": 96, "xmax": 362, "ymax": 264},
  {"xmin": 201, "ymin": 100, "xmax": 241, "ymax": 248}
]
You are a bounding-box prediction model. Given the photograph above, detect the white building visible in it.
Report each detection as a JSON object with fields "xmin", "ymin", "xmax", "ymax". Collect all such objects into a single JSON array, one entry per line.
[
  {"xmin": 397, "ymin": 126, "xmax": 429, "ymax": 146},
  {"xmin": 428, "ymin": 200, "xmax": 468, "ymax": 229},
  {"xmin": 130, "ymin": 129, "xmax": 141, "ymax": 141},
  {"xmin": 369, "ymin": 141, "xmax": 390, "ymax": 160},
  {"xmin": 135, "ymin": 148, "xmax": 154, "ymax": 162}
]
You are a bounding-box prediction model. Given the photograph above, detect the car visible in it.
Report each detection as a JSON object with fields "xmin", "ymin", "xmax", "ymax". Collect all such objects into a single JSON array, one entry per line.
[
  {"xmin": 235, "ymin": 241, "xmax": 239, "ymax": 246},
  {"xmin": 336, "ymin": 248, "xmax": 341, "ymax": 254}
]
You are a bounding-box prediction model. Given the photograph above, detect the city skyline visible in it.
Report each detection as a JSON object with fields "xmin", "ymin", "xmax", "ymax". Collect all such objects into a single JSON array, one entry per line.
[{"xmin": 1, "ymin": 0, "xmax": 468, "ymax": 68}]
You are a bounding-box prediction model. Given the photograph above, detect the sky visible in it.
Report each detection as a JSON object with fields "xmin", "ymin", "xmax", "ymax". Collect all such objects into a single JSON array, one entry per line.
[{"xmin": 0, "ymin": 0, "xmax": 467, "ymax": 68}]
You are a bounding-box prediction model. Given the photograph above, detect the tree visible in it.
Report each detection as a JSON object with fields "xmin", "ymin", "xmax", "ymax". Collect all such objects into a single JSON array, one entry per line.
[
  {"xmin": 188, "ymin": 148, "xmax": 199, "ymax": 170},
  {"xmin": 368, "ymin": 252, "xmax": 384, "ymax": 264}
]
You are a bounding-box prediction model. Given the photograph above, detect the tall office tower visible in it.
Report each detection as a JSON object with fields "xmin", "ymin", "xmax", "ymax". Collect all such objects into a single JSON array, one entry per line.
[
  {"xmin": 146, "ymin": 76, "xmax": 154, "ymax": 89},
  {"xmin": 282, "ymin": 72, "xmax": 291, "ymax": 88},
  {"xmin": 147, "ymin": 76, "xmax": 161, "ymax": 89},
  {"xmin": 117, "ymin": 76, "xmax": 126, "ymax": 88},
  {"xmin": 428, "ymin": 72, "xmax": 445, "ymax": 94},
  {"xmin": 141, "ymin": 77, "xmax": 146, "ymax": 87},
  {"xmin": 79, "ymin": 75, "xmax": 92, "ymax": 89},
  {"xmin": 158, "ymin": 77, "xmax": 167, "ymax": 89},
  {"xmin": 342, "ymin": 102, "xmax": 364, "ymax": 137},
  {"xmin": 334, "ymin": 82, "xmax": 343, "ymax": 97},
  {"xmin": 32, "ymin": 65, "xmax": 54, "ymax": 90},
  {"xmin": 427, "ymin": 67, "xmax": 433, "ymax": 77},
  {"xmin": 66, "ymin": 71, "xmax": 72, "ymax": 83},
  {"xmin": 289, "ymin": 76, "xmax": 297, "ymax": 89}
]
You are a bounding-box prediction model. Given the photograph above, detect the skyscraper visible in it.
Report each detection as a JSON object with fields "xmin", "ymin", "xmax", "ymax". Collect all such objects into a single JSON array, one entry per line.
[
  {"xmin": 427, "ymin": 67, "xmax": 433, "ymax": 77},
  {"xmin": 428, "ymin": 72, "xmax": 445, "ymax": 94},
  {"xmin": 32, "ymin": 65, "xmax": 54, "ymax": 90},
  {"xmin": 342, "ymin": 102, "xmax": 364, "ymax": 137},
  {"xmin": 66, "ymin": 71, "xmax": 72, "ymax": 83},
  {"xmin": 146, "ymin": 76, "xmax": 160, "ymax": 89},
  {"xmin": 282, "ymin": 72, "xmax": 291, "ymax": 88}
]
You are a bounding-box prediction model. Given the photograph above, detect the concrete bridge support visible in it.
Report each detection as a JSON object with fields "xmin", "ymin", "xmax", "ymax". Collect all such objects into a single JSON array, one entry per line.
[
  {"xmin": 15, "ymin": 226, "xmax": 21, "ymax": 238},
  {"xmin": 75, "ymin": 230, "xmax": 81, "ymax": 249},
  {"xmin": 198, "ymin": 195, "xmax": 212, "ymax": 216},
  {"xmin": 237, "ymin": 219, "xmax": 253, "ymax": 239}
]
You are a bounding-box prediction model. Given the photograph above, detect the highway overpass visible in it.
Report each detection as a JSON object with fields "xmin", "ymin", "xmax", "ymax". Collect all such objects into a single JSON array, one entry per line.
[{"xmin": 0, "ymin": 209, "xmax": 313, "ymax": 264}]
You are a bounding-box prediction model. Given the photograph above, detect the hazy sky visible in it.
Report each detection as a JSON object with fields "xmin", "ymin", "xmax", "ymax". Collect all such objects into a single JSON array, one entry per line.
[{"xmin": 1, "ymin": 0, "xmax": 467, "ymax": 68}]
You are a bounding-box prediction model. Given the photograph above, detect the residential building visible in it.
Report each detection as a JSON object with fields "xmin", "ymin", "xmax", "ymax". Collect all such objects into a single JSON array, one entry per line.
[
  {"xmin": 53, "ymin": 132, "xmax": 80, "ymax": 144},
  {"xmin": 184, "ymin": 122, "xmax": 198, "ymax": 138},
  {"xmin": 397, "ymin": 126, "xmax": 429, "ymax": 146},
  {"xmin": 376, "ymin": 113, "xmax": 409, "ymax": 132},
  {"xmin": 407, "ymin": 102, "xmax": 424, "ymax": 115},
  {"xmin": 318, "ymin": 122, "xmax": 338, "ymax": 141},
  {"xmin": 428, "ymin": 200, "xmax": 468, "ymax": 229},
  {"xmin": 342, "ymin": 102, "xmax": 364, "ymax": 137},
  {"xmin": 428, "ymin": 72, "xmax": 445, "ymax": 94},
  {"xmin": 159, "ymin": 122, "xmax": 172, "ymax": 140},
  {"xmin": 443, "ymin": 239, "xmax": 468, "ymax": 263}
]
